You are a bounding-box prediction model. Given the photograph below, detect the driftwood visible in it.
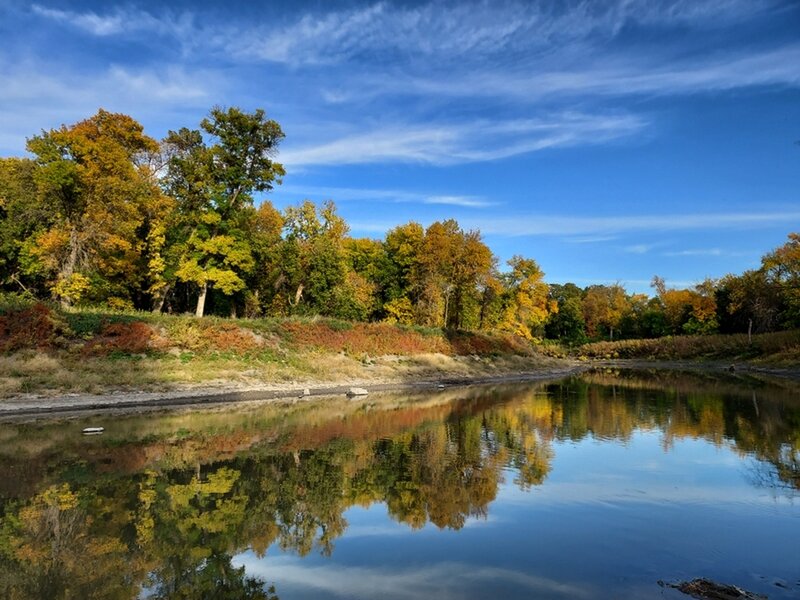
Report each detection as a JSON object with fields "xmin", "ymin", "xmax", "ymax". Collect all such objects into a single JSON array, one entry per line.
[{"xmin": 659, "ymin": 578, "xmax": 767, "ymax": 600}]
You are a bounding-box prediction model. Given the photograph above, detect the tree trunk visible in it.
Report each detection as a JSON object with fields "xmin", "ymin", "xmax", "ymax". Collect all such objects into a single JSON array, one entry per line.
[
  {"xmin": 58, "ymin": 225, "xmax": 81, "ymax": 308},
  {"xmin": 747, "ymin": 318, "xmax": 753, "ymax": 344},
  {"xmin": 195, "ymin": 281, "xmax": 208, "ymax": 317},
  {"xmin": 291, "ymin": 284, "xmax": 304, "ymax": 307},
  {"xmin": 153, "ymin": 284, "xmax": 170, "ymax": 314},
  {"xmin": 609, "ymin": 326, "xmax": 614, "ymax": 341}
]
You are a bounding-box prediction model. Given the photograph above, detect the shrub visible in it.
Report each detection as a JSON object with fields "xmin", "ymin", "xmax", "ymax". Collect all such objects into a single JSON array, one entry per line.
[
  {"xmin": 0, "ymin": 303, "xmax": 65, "ymax": 352},
  {"xmin": 83, "ymin": 321, "xmax": 157, "ymax": 355}
]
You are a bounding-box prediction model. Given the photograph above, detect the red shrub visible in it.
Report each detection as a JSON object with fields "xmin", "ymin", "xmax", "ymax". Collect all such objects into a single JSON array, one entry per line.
[
  {"xmin": 84, "ymin": 321, "xmax": 155, "ymax": 355},
  {"xmin": 0, "ymin": 303, "xmax": 58, "ymax": 352}
]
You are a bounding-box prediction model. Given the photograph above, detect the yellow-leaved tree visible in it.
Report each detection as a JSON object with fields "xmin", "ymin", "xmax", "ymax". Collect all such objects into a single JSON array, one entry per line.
[{"xmin": 499, "ymin": 256, "xmax": 556, "ymax": 339}]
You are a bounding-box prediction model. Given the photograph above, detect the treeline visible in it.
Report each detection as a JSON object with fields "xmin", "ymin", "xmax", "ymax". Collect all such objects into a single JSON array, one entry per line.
[
  {"xmin": 0, "ymin": 107, "xmax": 797, "ymax": 342},
  {"xmin": 545, "ymin": 237, "xmax": 799, "ymax": 343}
]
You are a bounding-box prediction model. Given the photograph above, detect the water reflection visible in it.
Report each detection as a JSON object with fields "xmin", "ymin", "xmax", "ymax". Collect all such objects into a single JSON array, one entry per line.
[{"xmin": 0, "ymin": 370, "xmax": 798, "ymax": 599}]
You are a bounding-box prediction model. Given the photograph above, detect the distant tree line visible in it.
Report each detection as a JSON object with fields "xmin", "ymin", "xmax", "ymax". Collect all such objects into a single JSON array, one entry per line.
[{"xmin": 0, "ymin": 108, "xmax": 797, "ymax": 341}]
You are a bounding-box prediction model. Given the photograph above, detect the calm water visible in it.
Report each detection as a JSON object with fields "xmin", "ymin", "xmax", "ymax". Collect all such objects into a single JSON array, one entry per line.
[{"xmin": 1, "ymin": 370, "xmax": 798, "ymax": 600}]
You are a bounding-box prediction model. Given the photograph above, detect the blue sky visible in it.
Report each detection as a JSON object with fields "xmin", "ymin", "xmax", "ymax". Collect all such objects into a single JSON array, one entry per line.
[{"xmin": 1, "ymin": 0, "xmax": 799, "ymax": 292}]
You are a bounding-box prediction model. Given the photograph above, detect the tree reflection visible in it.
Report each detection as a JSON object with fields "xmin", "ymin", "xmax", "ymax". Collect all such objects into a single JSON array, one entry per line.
[{"xmin": 0, "ymin": 373, "xmax": 798, "ymax": 599}]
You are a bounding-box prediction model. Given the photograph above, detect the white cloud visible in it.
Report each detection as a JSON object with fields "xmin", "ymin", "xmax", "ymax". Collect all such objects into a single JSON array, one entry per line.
[
  {"xmin": 347, "ymin": 210, "xmax": 800, "ymax": 238},
  {"xmin": 30, "ymin": 3, "xmax": 194, "ymax": 39},
  {"xmin": 564, "ymin": 236, "xmax": 619, "ymax": 244},
  {"xmin": 276, "ymin": 185, "xmax": 496, "ymax": 209},
  {"xmin": 107, "ymin": 66, "xmax": 208, "ymax": 101},
  {"xmin": 624, "ymin": 244, "xmax": 653, "ymax": 254},
  {"xmin": 385, "ymin": 44, "xmax": 800, "ymax": 102},
  {"xmin": 236, "ymin": 555, "xmax": 590, "ymax": 599},
  {"xmin": 424, "ymin": 196, "xmax": 495, "ymax": 208},
  {"xmin": 32, "ymin": 4, "xmax": 126, "ymax": 36},
  {"xmin": 465, "ymin": 210, "xmax": 800, "ymax": 237},
  {"xmin": 227, "ymin": 0, "xmax": 776, "ymax": 66},
  {"xmin": 280, "ymin": 113, "xmax": 646, "ymax": 167},
  {"xmin": 663, "ymin": 248, "xmax": 724, "ymax": 257},
  {"xmin": 0, "ymin": 60, "xmax": 216, "ymax": 154}
]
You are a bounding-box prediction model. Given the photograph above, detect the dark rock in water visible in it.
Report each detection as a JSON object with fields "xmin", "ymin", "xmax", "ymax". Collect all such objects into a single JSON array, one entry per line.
[{"xmin": 659, "ymin": 578, "xmax": 767, "ymax": 600}]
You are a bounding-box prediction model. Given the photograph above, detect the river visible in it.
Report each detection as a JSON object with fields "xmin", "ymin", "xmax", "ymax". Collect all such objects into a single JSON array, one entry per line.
[{"xmin": 1, "ymin": 369, "xmax": 798, "ymax": 599}]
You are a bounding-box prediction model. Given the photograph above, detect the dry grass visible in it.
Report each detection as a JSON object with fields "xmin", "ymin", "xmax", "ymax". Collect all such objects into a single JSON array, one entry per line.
[
  {"xmin": 0, "ymin": 304, "xmax": 562, "ymax": 397},
  {"xmin": 576, "ymin": 330, "xmax": 800, "ymax": 362}
]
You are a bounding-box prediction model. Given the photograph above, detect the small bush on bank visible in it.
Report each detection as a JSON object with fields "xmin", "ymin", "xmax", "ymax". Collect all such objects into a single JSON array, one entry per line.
[{"xmin": 0, "ymin": 302, "xmax": 69, "ymax": 352}]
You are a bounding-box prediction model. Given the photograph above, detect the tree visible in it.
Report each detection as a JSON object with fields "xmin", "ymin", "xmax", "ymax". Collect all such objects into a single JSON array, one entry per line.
[
  {"xmin": 382, "ymin": 221, "xmax": 425, "ymax": 318},
  {"xmin": 582, "ymin": 284, "xmax": 628, "ymax": 340},
  {"xmin": 25, "ymin": 109, "xmax": 167, "ymax": 308},
  {"xmin": 164, "ymin": 107, "xmax": 285, "ymax": 317},
  {"xmin": 0, "ymin": 157, "xmax": 52, "ymax": 295},
  {"xmin": 276, "ymin": 200, "xmax": 350, "ymax": 316},
  {"xmin": 761, "ymin": 232, "xmax": 800, "ymax": 328},
  {"xmin": 544, "ymin": 283, "xmax": 586, "ymax": 343},
  {"xmin": 650, "ymin": 276, "xmax": 718, "ymax": 335},
  {"xmin": 412, "ymin": 220, "xmax": 494, "ymax": 328},
  {"xmin": 499, "ymin": 256, "xmax": 555, "ymax": 339},
  {"xmin": 243, "ymin": 201, "xmax": 284, "ymax": 317}
]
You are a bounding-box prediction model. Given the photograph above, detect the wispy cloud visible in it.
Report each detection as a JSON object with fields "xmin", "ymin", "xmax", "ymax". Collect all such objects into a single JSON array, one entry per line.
[
  {"xmin": 0, "ymin": 59, "xmax": 216, "ymax": 154},
  {"xmin": 280, "ymin": 113, "xmax": 646, "ymax": 167},
  {"xmin": 661, "ymin": 248, "xmax": 756, "ymax": 257},
  {"xmin": 348, "ymin": 210, "xmax": 800, "ymax": 238},
  {"xmin": 237, "ymin": 555, "xmax": 590, "ymax": 600},
  {"xmin": 624, "ymin": 244, "xmax": 654, "ymax": 254},
  {"xmin": 664, "ymin": 248, "xmax": 724, "ymax": 257},
  {"xmin": 424, "ymin": 196, "xmax": 494, "ymax": 208},
  {"xmin": 30, "ymin": 4, "xmax": 193, "ymax": 38},
  {"xmin": 563, "ymin": 236, "xmax": 620, "ymax": 244},
  {"xmin": 0, "ymin": 60, "xmax": 212, "ymax": 106},
  {"xmin": 277, "ymin": 184, "xmax": 496, "ymax": 208},
  {"xmin": 371, "ymin": 44, "xmax": 800, "ymax": 104},
  {"xmin": 227, "ymin": 0, "xmax": 776, "ymax": 66},
  {"xmin": 32, "ymin": 4, "xmax": 127, "ymax": 36},
  {"xmin": 467, "ymin": 210, "xmax": 800, "ymax": 237}
]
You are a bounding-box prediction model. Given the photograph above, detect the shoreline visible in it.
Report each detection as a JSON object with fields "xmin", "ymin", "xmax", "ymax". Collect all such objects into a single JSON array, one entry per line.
[
  {"xmin": 0, "ymin": 364, "xmax": 588, "ymax": 420},
  {"xmin": 2, "ymin": 358, "xmax": 799, "ymax": 421}
]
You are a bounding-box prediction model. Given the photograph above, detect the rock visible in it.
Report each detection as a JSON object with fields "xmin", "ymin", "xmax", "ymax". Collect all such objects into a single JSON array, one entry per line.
[
  {"xmin": 659, "ymin": 578, "xmax": 767, "ymax": 600},
  {"xmin": 82, "ymin": 427, "xmax": 104, "ymax": 435},
  {"xmin": 301, "ymin": 388, "xmax": 311, "ymax": 397},
  {"xmin": 347, "ymin": 387, "xmax": 369, "ymax": 397}
]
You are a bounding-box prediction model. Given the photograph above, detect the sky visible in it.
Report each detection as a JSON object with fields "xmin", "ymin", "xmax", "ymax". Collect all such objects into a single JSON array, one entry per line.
[{"xmin": 1, "ymin": 0, "xmax": 799, "ymax": 293}]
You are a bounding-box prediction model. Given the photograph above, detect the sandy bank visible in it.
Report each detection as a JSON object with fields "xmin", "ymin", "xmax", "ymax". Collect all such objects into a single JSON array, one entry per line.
[{"xmin": 0, "ymin": 358, "xmax": 586, "ymax": 419}]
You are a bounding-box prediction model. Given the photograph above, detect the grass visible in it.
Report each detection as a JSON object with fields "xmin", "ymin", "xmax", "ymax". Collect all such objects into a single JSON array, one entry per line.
[
  {"xmin": 4, "ymin": 299, "xmax": 796, "ymax": 397},
  {"xmin": 575, "ymin": 330, "xmax": 800, "ymax": 363},
  {"xmin": 0, "ymin": 302, "xmax": 556, "ymax": 396}
]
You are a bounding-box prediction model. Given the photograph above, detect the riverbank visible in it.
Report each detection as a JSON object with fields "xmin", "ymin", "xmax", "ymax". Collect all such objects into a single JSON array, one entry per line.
[
  {"xmin": 0, "ymin": 358, "xmax": 585, "ymax": 419},
  {"xmin": 4, "ymin": 355, "xmax": 800, "ymax": 420},
  {"xmin": 3, "ymin": 303, "xmax": 800, "ymax": 418}
]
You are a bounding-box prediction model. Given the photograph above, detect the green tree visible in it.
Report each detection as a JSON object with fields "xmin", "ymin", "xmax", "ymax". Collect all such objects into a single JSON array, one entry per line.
[
  {"xmin": 163, "ymin": 107, "xmax": 285, "ymax": 317},
  {"xmin": 544, "ymin": 283, "xmax": 586, "ymax": 343},
  {"xmin": 762, "ymin": 232, "xmax": 800, "ymax": 328},
  {"xmin": 276, "ymin": 200, "xmax": 351, "ymax": 316},
  {"xmin": 0, "ymin": 157, "xmax": 52, "ymax": 295}
]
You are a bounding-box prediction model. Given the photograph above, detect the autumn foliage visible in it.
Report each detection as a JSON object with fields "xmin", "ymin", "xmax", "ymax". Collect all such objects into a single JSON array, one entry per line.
[{"xmin": 0, "ymin": 302, "xmax": 62, "ymax": 352}]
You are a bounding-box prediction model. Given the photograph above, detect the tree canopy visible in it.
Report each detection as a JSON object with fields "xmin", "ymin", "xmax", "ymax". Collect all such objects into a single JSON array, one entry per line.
[{"xmin": 0, "ymin": 107, "xmax": 797, "ymax": 343}]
